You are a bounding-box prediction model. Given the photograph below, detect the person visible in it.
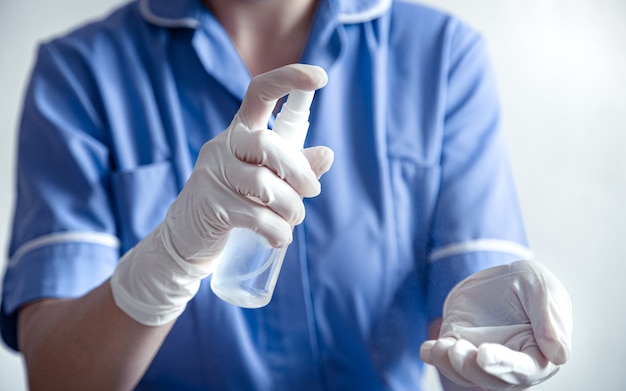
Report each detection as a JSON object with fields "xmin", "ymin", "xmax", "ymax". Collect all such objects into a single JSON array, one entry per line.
[{"xmin": 0, "ymin": 0, "xmax": 572, "ymax": 390}]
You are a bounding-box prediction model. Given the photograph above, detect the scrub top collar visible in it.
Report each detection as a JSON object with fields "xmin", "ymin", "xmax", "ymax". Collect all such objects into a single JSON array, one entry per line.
[
  {"xmin": 139, "ymin": 0, "xmax": 202, "ymax": 28},
  {"xmin": 137, "ymin": 0, "xmax": 392, "ymax": 103},
  {"xmin": 138, "ymin": 0, "xmax": 392, "ymax": 29}
]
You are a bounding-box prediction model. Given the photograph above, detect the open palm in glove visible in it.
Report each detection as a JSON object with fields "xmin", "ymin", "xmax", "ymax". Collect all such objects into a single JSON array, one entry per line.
[{"xmin": 421, "ymin": 260, "xmax": 573, "ymax": 390}]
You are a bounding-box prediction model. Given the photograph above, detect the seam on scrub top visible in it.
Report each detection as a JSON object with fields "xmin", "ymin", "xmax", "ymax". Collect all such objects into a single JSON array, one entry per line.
[
  {"xmin": 428, "ymin": 239, "xmax": 534, "ymax": 263},
  {"xmin": 337, "ymin": 0, "xmax": 392, "ymax": 24},
  {"xmin": 9, "ymin": 231, "xmax": 121, "ymax": 266}
]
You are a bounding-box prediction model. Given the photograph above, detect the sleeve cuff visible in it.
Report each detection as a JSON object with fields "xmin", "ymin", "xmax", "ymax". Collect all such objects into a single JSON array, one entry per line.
[
  {"xmin": 1, "ymin": 241, "xmax": 118, "ymax": 349},
  {"xmin": 426, "ymin": 247, "xmax": 531, "ymax": 321}
]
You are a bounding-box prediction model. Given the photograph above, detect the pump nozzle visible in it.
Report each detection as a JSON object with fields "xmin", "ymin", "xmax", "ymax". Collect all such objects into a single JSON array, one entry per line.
[{"xmin": 273, "ymin": 89, "xmax": 315, "ymax": 149}]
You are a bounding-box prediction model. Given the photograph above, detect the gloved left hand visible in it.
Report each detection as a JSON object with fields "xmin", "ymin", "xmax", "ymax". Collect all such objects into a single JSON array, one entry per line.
[{"xmin": 420, "ymin": 260, "xmax": 573, "ymax": 390}]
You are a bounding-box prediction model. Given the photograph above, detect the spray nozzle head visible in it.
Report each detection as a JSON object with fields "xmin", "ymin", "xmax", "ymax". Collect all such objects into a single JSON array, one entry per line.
[
  {"xmin": 273, "ymin": 89, "xmax": 315, "ymax": 149},
  {"xmin": 284, "ymin": 89, "xmax": 314, "ymax": 115}
]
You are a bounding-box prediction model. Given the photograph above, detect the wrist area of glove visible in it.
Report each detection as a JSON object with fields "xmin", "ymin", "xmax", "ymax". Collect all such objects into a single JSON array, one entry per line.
[{"xmin": 110, "ymin": 223, "xmax": 214, "ymax": 326}]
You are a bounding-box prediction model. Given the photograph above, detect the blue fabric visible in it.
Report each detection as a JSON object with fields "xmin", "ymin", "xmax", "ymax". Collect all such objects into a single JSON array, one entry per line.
[{"xmin": 1, "ymin": 0, "xmax": 529, "ymax": 389}]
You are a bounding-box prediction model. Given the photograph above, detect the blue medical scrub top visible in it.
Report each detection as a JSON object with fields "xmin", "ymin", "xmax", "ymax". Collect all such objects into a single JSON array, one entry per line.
[{"xmin": 1, "ymin": 0, "xmax": 532, "ymax": 389}]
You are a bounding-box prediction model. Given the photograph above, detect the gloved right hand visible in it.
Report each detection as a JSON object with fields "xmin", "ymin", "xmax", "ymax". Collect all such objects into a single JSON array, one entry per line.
[{"xmin": 111, "ymin": 64, "xmax": 334, "ymax": 326}]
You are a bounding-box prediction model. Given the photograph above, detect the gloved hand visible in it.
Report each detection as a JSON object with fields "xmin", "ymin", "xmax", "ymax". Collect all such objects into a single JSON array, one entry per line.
[
  {"xmin": 420, "ymin": 260, "xmax": 573, "ymax": 390},
  {"xmin": 111, "ymin": 64, "xmax": 334, "ymax": 326}
]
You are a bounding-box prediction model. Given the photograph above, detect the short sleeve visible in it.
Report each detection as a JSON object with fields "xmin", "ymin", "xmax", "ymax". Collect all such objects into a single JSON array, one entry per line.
[
  {"xmin": 1, "ymin": 42, "xmax": 120, "ymax": 350},
  {"xmin": 426, "ymin": 22, "xmax": 532, "ymax": 319}
]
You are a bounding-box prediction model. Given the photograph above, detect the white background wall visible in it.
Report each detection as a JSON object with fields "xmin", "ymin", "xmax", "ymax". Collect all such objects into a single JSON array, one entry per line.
[{"xmin": 1, "ymin": 1, "xmax": 624, "ymax": 390}]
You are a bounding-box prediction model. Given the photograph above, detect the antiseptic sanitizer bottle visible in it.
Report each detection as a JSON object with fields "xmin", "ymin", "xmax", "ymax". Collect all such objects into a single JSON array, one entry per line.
[{"xmin": 210, "ymin": 89, "xmax": 315, "ymax": 308}]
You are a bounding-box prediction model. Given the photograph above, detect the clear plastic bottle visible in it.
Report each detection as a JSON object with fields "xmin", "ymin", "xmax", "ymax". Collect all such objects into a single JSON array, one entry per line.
[{"xmin": 210, "ymin": 89, "xmax": 315, "ymax": 308}]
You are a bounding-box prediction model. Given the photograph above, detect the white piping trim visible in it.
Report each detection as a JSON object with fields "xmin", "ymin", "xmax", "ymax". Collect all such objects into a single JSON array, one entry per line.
[
  {"xmin": 428, "ymin": 239, "xmax": 534, "ymax": 263},
  {"xmin": 139, "ymin": 0, "xmax": 199, "ymax": 29},
  {"xmin": 10, "ymin": 231, "xmax": 121, "ymax": 265},
  {"xmin": 337, "ymin": 0, "xmax": 392, "ymax": 24}
]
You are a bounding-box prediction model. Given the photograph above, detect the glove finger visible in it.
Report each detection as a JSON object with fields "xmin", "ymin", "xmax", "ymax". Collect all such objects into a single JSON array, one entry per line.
[
  {"xmin": 302, "ymin": 146, "xmax": 334, "ymax": 179},
  {"xmin": 448, "ymin": 339, "xmax": 518, "ymax": 390},
  {"xmin": 227, "ymin": 200, "xmax": 294, "ymax": 248},
  {"xmin": 237, "ymin": 64, "xmax": 327, "ymax": 131},
  {"xmin": 420, "ymin": 338, "xmax": 475, "ymax": 388},
  {"xmin": 230, "ymin": 125, "xmax": 322, "ymax": 198},
  {"xmin": 232, "ymin": 162, "xmax": 306, "ymax": 226},
  {"xmin": 478, "ymin": 342, "xmax": 559, "ymax": 387},
  {"xmin": 511, "ymin": 260, "xmax": 573, "ymax": 365}
]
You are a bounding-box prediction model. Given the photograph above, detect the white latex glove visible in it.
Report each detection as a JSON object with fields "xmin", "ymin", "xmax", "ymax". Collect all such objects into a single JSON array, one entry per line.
[
  {"xmin": 111, "ymin": 64, "xmax": 334, "ymax": 325},
  {"xmin": 420, "ymin": 260, "xmax": 572, "ymax": 390}
]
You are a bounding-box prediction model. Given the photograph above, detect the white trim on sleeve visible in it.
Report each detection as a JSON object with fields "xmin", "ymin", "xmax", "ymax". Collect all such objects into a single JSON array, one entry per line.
[
  {"xmin": 428, "ymin": 239, "xmax": 534, "ymax": 263},
  {"xmin": 9, "ymin": 231, "xmax": 121, "ymax": 266}
]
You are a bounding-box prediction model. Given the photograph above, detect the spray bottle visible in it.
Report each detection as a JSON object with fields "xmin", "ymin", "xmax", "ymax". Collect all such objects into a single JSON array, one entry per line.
[{"xmin": 210, "ymin": 89, "xmax": 315, "ymax": 308}]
